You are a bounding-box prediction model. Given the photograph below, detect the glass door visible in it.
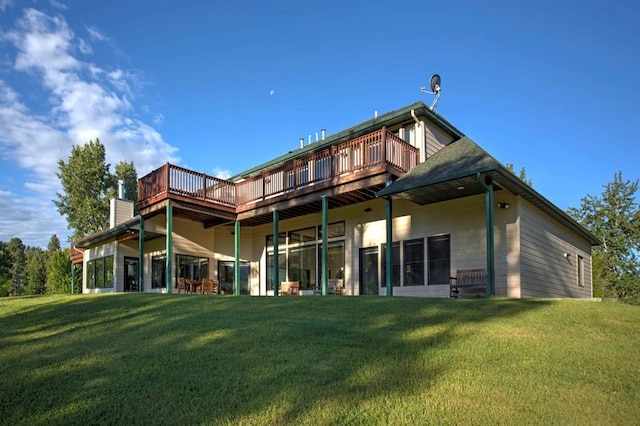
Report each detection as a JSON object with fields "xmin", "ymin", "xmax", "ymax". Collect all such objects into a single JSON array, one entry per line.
[
  {"xmin": 359, "ymin": 247, "xmax": 378, "ymax": 295},
  {"xmin": 124, "ymin": 257, "xmax": 139, "ymax": 292},
  {"xmin": 218, "ymin": 261, "xmax": 250, "ymax": 295}
]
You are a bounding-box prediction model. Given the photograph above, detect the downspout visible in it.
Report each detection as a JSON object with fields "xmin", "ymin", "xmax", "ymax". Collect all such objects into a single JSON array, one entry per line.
[
  {"xmin": 273, "ymin": 210, "xmax": 279, "ymax": 296},
  {"xmin": 411, "ymin": 109, "xmax": 425, "ymax": 162},
  {"xmin": 234, "ymin": 220, "xmax": 240, "ymax": 295},
  {"xmin": 138, "ymin": 215, "xmax": 144, "ymax": 292},
  {"xmin": 477, "ymin": 173, "xmax": 495, "ymax": 296}
]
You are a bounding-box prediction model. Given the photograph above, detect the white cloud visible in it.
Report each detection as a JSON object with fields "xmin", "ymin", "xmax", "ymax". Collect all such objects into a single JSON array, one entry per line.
[
  {"xmin": 0, "ymin": 8, "xmax": 180, "ymax": 247},
  {"xmin": 211, "ymin": 167, "xmax": 233, "ymax": 180},
  {"xmin": 49, "ymin": 0, "xmax": 67, "ymax": 10},
  {"xmin": 85, "ymin": 25, "xmax": 108, "ymax": 42}
]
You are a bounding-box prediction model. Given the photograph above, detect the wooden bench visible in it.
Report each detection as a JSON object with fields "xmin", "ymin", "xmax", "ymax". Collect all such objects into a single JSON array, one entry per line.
[
  {"xmin": 280, "ymin": 281, "xmax": 300, "ymax": 295},
  {"xmin": 450, "ymin": 269, "xmax": 487, "ymax": 298}
]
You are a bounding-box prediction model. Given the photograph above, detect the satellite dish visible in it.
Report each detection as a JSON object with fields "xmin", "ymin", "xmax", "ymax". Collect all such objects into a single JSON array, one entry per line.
[
  {"xmin": 421, "ymin": 73, "xmax": 442, "ymax": 111},
  {"xmin": 430, "ymin": 74, "xmax": 441, "ymax": 93}
]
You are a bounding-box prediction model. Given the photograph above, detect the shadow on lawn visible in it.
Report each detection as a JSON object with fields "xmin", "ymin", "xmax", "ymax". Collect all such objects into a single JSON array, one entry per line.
[{"xmin": 0, "ymin": 295, "xmax": 551, "ymax": 425}]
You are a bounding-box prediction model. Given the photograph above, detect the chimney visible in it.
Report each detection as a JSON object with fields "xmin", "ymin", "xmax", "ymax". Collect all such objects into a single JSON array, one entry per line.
[
  {"xmin": 321, "ymin": 128, "xmax": 326, "ymax": 140},
  {"xmin": 110, "ymin": 180, "xmax": 134, "ymax": 228},
  {"xmin": 300, "ymin": 138, "xmax": 304, "ymax": 148}
]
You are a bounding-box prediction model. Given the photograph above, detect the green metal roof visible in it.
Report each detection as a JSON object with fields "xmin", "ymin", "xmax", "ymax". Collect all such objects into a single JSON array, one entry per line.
[
  {"xmin": 377, "ymin": 137, "xmax": 600, "ymax": 245},
  {"xmin": 230, "ymin": 101, "xmax": 464, "ymax": 181}
]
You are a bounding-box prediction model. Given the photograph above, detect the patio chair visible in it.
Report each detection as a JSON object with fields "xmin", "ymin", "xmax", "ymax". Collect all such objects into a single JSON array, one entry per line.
[
  {"xmin": 177, "ymin": 277, "xmax": 187, "ymax": 294},
  {"xmin": 202, "ymin": 279, "xmax": 219, "ymax": 295}
]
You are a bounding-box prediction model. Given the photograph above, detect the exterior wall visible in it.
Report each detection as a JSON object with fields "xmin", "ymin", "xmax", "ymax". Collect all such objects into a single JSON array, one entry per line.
[
  {"xmin": 242, "ymin": 193, "xmax": 521, "ymax": 298},
  {"xmin": 109, "ymin": 198, "xmax": 134, "ymax": 228},
  {"xmin": 213, "ymin": 225, "xmax": 256, "ymax": 293},
  {"xmin": 519, "ymin": 199, "xmax": 592, "ymax": 298},
  {"xmin": 140, "ymin": 214, "xmax": 170, "ymax": 292},
  {"xmin": 424, "ymin": 121, "xmax": 455, "ymax": 159},
  {"xmin": 350, "ymin": 194, "xmax": 518, "ymax": 297}
]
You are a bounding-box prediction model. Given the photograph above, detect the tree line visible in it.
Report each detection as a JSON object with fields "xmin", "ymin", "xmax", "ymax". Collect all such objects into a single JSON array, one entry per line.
[{"xmin": 0, "ymin": 235, "xmax": 72, "ymax": 296}]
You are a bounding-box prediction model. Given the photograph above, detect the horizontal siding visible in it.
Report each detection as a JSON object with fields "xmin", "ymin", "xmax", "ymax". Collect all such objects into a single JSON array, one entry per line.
[
  {"xmin": 520, "ymin": 200, "xmax": 592, "ymax": 298},
  {"xmin": 424, "ymin": 121, "xmax": 455, "ymax": 158}
]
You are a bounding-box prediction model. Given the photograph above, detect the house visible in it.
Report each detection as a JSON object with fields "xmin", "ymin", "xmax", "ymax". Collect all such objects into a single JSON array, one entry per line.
[{"xmin": 71, "ymin": 101, "xmax": 598, "ymax": 298}]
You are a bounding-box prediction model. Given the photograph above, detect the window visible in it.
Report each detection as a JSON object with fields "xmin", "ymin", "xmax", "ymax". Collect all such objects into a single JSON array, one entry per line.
[
  {"xmin": 319, "ymin": 221, "xmax": 345, "ymax": 239},
  {"xmin": 318, "ymin": 240, "xmax": 345, "ymax": 281},
  {"xmin": 289, "ymin": 227, "xmax": 316, "ymax": 244},
  {"xmin": 381, "ymin": 242, "xmax": 400, "ymax": 287},
  {"xmin": 152, "ymin": 255, "xmax": 166, "ymax": 289},
  {"xmin": 86, "ymin": 255, "xmax": 114, "ymax": 289},
  {"xmin": 218, "ymin": 261, "xmax": 250, "ymax": 295},
  {"xmin": 577, "ymin": 255, "xmax": 584, "ymax": 287},
  {"xmin": 428, "ymin": 235, "xmax": 450, "ymax": 285},
  {"xmin": 403, "ymin": 125, "xmax": 415, "ymax": 145},
  {"xmin": 289, "ymin": 245, "xmax": 317, "ymax": 290},
  {"xmin": 176, "ymin": 254, "xmax": 209, "ymax": 283},
  {"xmin": 266, "ymin": 232, "xmax": 286, "ymax": 247},
  {"xmin": 266, "ymin": 250, "xmax": 286, "ymax": 291},
  {"xmin": 404, "ymin": 239, "xmax": 424, "ymax": 286}
]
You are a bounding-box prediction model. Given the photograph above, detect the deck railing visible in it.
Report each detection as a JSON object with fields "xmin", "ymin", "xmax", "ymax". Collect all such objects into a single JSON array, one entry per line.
[{"xmin": 138, "ymin": 127, "xmax": 419, "ymax": 209}]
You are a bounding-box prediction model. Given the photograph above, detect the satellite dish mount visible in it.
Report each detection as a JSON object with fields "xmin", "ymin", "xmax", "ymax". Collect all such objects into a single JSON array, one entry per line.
[{"xmin": 421, "ymin": 74, "xmax": 441, "ymax": 111}]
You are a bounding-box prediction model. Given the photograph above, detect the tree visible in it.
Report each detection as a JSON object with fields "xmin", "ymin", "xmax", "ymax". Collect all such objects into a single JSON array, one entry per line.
[
  {"xmin": 568, "ymin": 171, "xmax": 640, "ymax": 303},
  {"xmin": 505, "ymin": 163, "xmax": 533, "ymax": 186},
  {"xmin": 55, "ymin": 140, "xmax": 138, "ymax": 242},
  {"xmin": 0, "ymin": 241, "xmax": 10, "ymax": 297},
  {"xmin": 115, "ymin": 161, "xmax": 138, "ymax": 205},
  {"xmin": 55, "ymin": 139, "xmax": 115, "ymax": 242},
  {"xmin": 47, "ymin": 249, "xmax": 72, "ymax": 294},
  {"xmin": 6, "ymin": 237, "xmax": 26, "ymax": 296},
  {"xmin": 25, "ymin": 248, "xmax": 47, "ymax": 295},
  {"xmin": 47, "ymin": 234, "xmax": 61, "ymax": 252}
]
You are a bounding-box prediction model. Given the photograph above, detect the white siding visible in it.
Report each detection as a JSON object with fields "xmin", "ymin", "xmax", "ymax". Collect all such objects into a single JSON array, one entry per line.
[{"xmin": 519, "ymin": 199, "xmax": 592, "ymax": 298}]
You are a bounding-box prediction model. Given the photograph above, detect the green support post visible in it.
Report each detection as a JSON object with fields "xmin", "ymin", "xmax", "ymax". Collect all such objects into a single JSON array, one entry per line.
[
  {"xmin": 385, "ymin": 196, "xmax": 393, "ymax": 296},
  {"xmin": 321, "ymin": 195, "xmax": 328, "ymax": 296},
  {"xmin": 273, "ymin": 210, "xmax": 279, "ymax": 296},
  {"xmin": 234, "ymin": 220, "xmax": 240, "ymax": 296},
  {"xmin": 477, "ymin": 173, "xmax": 495, "ymax": 296},
  {"xmin": 166, "ymin": 204, "xmax": 173, "ymax": 294},
  {"xmin": 138, "ymin": 215, "xmax": 144, "ymax": 292}
]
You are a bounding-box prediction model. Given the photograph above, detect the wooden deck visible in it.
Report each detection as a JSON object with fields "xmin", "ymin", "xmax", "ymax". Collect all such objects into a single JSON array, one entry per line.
[{"xmin": 137, "ymin": 127, "xmax": 419, "ymax": 225}]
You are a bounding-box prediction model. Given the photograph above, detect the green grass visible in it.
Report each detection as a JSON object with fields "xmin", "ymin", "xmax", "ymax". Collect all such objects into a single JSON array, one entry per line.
[{"xmin": 0, "ymin": 294, "xmax": 638, "ymax": 425}]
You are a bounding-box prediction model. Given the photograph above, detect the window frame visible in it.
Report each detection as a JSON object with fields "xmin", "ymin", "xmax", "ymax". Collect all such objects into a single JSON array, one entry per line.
[
  {"xmin": 404, "ymin": 238, "xmax": 425, "ymax": 286},
  {"xmin": 428, "ymin": 235, "xmax": 451, "ymax": 285}
]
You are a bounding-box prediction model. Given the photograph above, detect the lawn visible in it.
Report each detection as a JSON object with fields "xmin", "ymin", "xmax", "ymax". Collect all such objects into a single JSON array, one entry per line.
[{"xmin": 0, "ymin": 294, "xmax": 638, "ymax": 425}]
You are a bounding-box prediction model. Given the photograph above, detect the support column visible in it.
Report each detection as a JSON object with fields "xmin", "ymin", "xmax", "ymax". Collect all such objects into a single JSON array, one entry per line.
[
  {"xmin": 477, "ymin": 173, "xmax": 495, "ymax": 296},
  {"xmin": 71, "ymin": 263, "xmax": 76, "ymax": 295},
  {"xmin": 138, "ymin": 215, "xmax": 144, "ymax": 293},
  {"xmin": 273, "ymin": 210, "xmax": 279, "ymax": 296},
  {"xmin": 166, "ymin": 204, "xmax": 173, "ymax": 294},
  {"xmin": 385, "ymin": 196, "xmax": 393, "ymax": 297},
  {"xmin": 321, "ymin": 195, "xmax": 328, "ymax": 296},
  {"xmin": 234, "ymin": 220, "xmax": 240, "ymax": 296}
]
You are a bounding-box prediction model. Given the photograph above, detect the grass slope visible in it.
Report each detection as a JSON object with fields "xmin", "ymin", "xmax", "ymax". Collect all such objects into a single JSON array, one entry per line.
[{"xmin": 0, "ymin": 294, "xmax": 638, "ymax": 425}]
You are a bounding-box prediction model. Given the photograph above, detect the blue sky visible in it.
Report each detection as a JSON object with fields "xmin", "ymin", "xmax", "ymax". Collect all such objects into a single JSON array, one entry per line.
[{"xmin": 1, "ymin": 0, "xmax": 638, "ymax": 247}]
